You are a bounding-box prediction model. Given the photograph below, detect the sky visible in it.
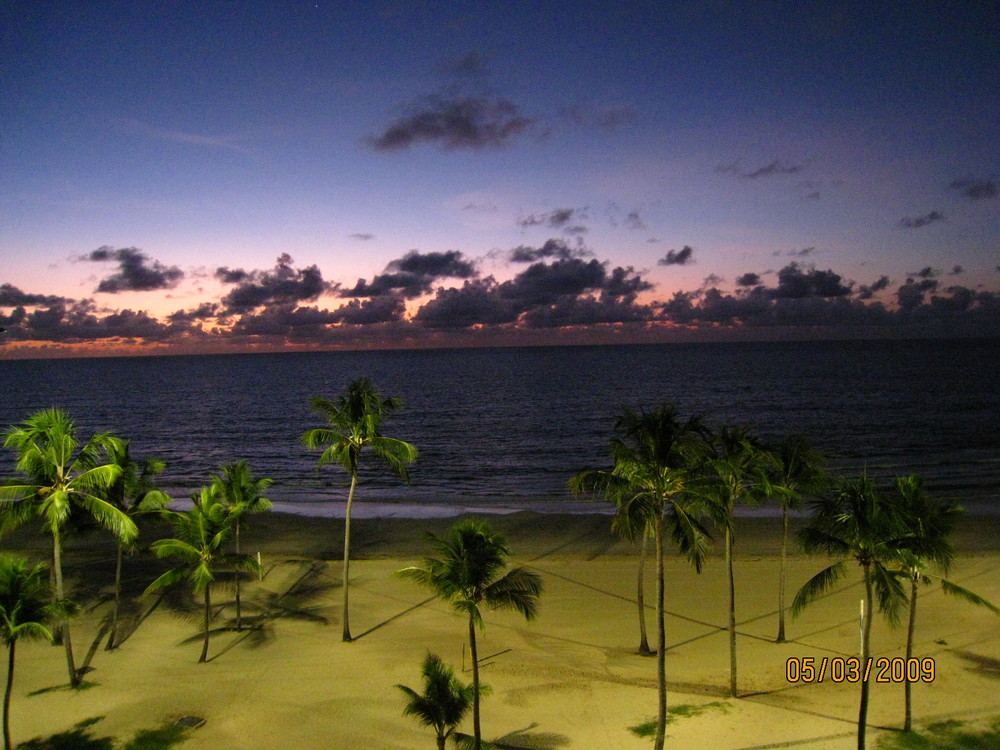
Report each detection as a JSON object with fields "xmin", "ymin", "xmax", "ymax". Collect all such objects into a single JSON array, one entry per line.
[{"xmin": 1, "ymin": 1, "xmax": 998, "ymax": 358}]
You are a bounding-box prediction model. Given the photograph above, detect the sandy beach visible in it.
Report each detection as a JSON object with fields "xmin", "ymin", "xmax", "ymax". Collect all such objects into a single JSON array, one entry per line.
[{"xmin": 5, "ymin": 510, "xmax": 999, "ymax": 749}]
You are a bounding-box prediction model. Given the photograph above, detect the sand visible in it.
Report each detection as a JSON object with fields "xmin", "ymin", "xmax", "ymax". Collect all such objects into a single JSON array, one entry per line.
[{"xmin": 5, "ymin": 510, "xmax": 999, "ymax": 749}]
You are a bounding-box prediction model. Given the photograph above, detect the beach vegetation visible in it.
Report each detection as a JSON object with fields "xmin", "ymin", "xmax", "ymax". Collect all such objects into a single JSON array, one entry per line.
[
  {"xmin": 100, "ymin": 439, "xmax": 171, "ymax": 650},
  {"xmin": 0, "ymin": 408, "xmax": 134, "ymax": 687},
  {"xmin": 0, "ymin": 556, "xmax": 54, "ymax": 750},
  {"xmin": 891, "ymin": 475, "xmax": 999, "ymax": 732},
  {"xmin": 569, "ymin": 404, "xmax": 711, "ymax": 750},
  {"xmin": 874, "ymin": 717, "xmax": 1000, "ymax": 749},
  {"xmin": 397, "ymin": 652, "xmax": 481, "ymax": 750},
  {"xmin": 144, "ymin": 486, "xmax": 260, "ymax": 663},
  {"xmin": 397, "ymin": 519, "xmax": 542, "ymax": 750},
  {"xmin": 210, "ymin": 461, "xmax": 272, "ymax": 632},
  {"xmin": 762, "ymin": 434, "xmax": 827, "ymax": 643},
  {"xmin": 792, "ymin": 474, "xmax": 911, "ymax": 750},
  {"xmin": 301, "ymin": 377, "xmax": 418, "ymax": 642},
  {"xmin": 628, "ymin": 701, "xmax": 730, "ymax": 738}
]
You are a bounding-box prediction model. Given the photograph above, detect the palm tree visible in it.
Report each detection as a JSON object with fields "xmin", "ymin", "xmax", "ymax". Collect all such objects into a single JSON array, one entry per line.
[
  {"xmin": 102, "ymin": 439, "xmax": 171, "ymax": 650},
  {"xmin": 397, "ymin": 520, "xmax": 542, "ymax": 750},
  {"xmin": 301, "ymin": 377, "xmax": 418, "ymax": 642},
  {"xmin": 792, "ymin": 474, "xmax": 910, "ymax": 750},
  {"xmin": 764, "ymin": 434, "xmax": 826, "ymax": 643},
  {"xmin": 701, "ymin": 425, "xmax": 773, "ymax": 698},
  {"xmin": 397, "ymin": 653, "xmax": 480, "ymax": 750},
  {"xmin": 144, "ymin": 486, "xmax": 260, "ymax": 663},
  {"xmin": 892, "ymin": 475, "xmax": 999, "ymax": 731},
  {"xmin": 0, "ymin": 408, "xmax": 133, "ymax": 687},
  {"xmin": 569, "ymin": 404, "xmax": 711, "ymax": 750},
  {"xmin": 211, "ymin": 461, "xmax": 272, "ymax": 631},
  {"xmin": 0, "ymin": 556, "xmax": 54, "ymax": 750}
]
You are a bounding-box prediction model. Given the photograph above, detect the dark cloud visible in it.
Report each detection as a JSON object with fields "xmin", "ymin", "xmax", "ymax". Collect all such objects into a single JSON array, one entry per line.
[
  {"xmin": 950, "ymin": 265, "xmax": 964, "ymax": 275},
  {"xmin": 517, "ymin": 208, "xmax": 579, "ymax": 229},
  {"xmin": 789, "ymin": 247, "xmax": 815, "ymax": 257},
  {"xmin": 701, "ymin": 274, "xmax": 725, "ymax": 288},
  {"xmin": 897, "ymin": 278, "xmax": 939, "ymax": 311},
  {"xmin": 219, "ymin": 254, "xmax": 330, "ymax": 313},
  {"xmin": 736, "ymin": 272, "xmax": 761, "ymax": 287},
  {"xmin": 499, "ymin": 258, "xmax": 606, "ymax": 305},
  {"xmin": 343, "ymin": 250, "xmax": 477, "ymax": 298},
  {"xmin": 1, "ymin": 302, "xmax": 182, "ymax": 342},
  {"xmin": 805, "ymin": 191, "xmax": 821, "ymax": 200},
  {"xmin": 898, "ymin": 211, "xmax": 945, "ymax": 229},
  {"xmin": 349, "ymin": 233, "xmax": 375, "ymax": 241},
  {"xmin": 771, "ymin": 263, "xmax": 852, "ymax": 298},
  {"xmin": 658, "ymin": 246, "xmax": 694, "ymax": 266},
  {"xmin": 415, "ymin": 278, "xmax": 520, "ymax": 328},
  {"xmin": 215, "ymin": 267, "xmax": 251, "ymax": 284},
  {"xmin": 624, "ymin": 210, "xmax": 646, "ymax": 231},
  {"xmin": 229, "ymin": 304, "xmax": 340, "ymax": 337},
  {"xmin": 949, "ymin": 178, "xmax": 997, "ymax": 200},
  {"xmin": 84, "ymin": 246, "xmax": 184, "ymax": 293},
  {"xmin": 509, "ymin": 238, "xmax": 584, "ymax": 263},
  {"xmin": 369, "ymin": 96, "xmax": 534, "ymax": 151},
  {"xmin": 716, "ymin": 160, "xmax": 805, "ymax": 179},
  {"xmin": 857, "ymin": 275, "xmax": 892, "ymax": 300},
  {"xmin": 0, "ymin": 283, "xmax": 72, "ymax": 307},
  {"xmin": 167, "ymin": 302, "xmax": 219, "ymax": 323},
  {"xmin": 330, "ymin": 296, "xmax": 405, "ymax": 325},
  {"xmin": 915, "ymin": 266, "xmax": 938, "ymax": 279}
]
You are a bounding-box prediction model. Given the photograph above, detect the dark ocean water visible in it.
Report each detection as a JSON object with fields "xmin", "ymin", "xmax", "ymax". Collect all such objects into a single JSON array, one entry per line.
[{"xmin": 0, "ymin": 340, "xmax": 997, "ymax": 517}]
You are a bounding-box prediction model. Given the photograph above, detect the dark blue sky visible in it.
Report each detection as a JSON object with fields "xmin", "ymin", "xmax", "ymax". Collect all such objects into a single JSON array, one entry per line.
[{"xmin": 2, "ymin": 1, "xmax": 998, "ymax": 355}]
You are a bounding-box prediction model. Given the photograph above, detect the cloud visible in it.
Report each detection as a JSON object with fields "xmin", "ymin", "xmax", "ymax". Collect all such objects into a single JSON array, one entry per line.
[
  {"xmin": 560, "ymin": 103, "xmax": 638, "ymax": 132},
  {"xmin": 949, "ymin": 265, "xmax": 964, "ymax": 276},
  {"xmin": 658, "ymin": 246, "xmax": 694, "ymax": 266},
  {"xmin": 857, "ymin": 275, "xmax": 891, "ymax": 299},
  {"xmin": 369, "ymin": 95, "xmax": 534, "ymax": 151},
  {"xmin": 2, "ymin": 302, "xmax": 183, "ymax": 342},
  {"xmin": 83, "ymin": 246, "xmax": 184, "ymax": 293},
  {"xmin": 735, "ymin": 272, "xmax": 761, "ymax": 287},
  {"xmin": 716, "ymin": 160, "xmax": 805, "ymax": 179},
  {"xmin": 330, "ymin": 296, "xmax": 405, "ymax": 325},
  {"xmin": 898, "ymin": 211, "xmax": 945, "ymax": 229},
  {"xmin": 509, "ymin": 238, "xmax": 586, "ymax": 263},
  {"xmin": 517, "ymin": 208, "xmax": 579, "ymax": 229},
  {"xmin": 218, "ymin": 254, "xmax": 330, "ymax": 313},
  {"xmin": 949, "ymin": 178, "xmax": 997, "ymax": 200},
  {"xmin": 789, "ymin": 246, "xmax": 815, "ymax": 257},
  {"xmin": 167, "ymin": 302, "xmax": 219, "ymax": 323},
  {"xmin": 0, "ymin": 283, "xmax": 72, "ymax": 307},
  {"xmin": 415, "ymin": 278, "xmax": 520, "ymax": 328},
  {"xmin": 118, "ymin": 117, "xmax": 252, "ymax": 154},
  {"xmin": 771, "ymin": 263, "xmax": 851, "ymax": 298},
  {"xmin": 343, "ymin": 249, "xmax": 477, "ymax": 298},
  {"xmin": 349, "ymin": 233, "xmax": 375, "ymax": 241}
]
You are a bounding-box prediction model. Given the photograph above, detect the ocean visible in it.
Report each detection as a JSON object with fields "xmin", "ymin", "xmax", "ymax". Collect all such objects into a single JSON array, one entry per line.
[{"xmin": 0, "ymin": 339, "xmax": 997, "ymax": 517}]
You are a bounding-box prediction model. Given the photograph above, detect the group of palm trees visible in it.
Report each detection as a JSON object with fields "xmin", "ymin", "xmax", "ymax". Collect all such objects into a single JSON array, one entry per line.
[{"xmin": 0, "ymin": 382, "xmax": 994, "ymax": 750}]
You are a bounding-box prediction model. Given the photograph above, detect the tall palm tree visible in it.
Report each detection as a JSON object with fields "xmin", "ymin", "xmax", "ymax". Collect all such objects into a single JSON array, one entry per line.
[
  {"xmin": 764, "ymin": 434, "xmax": 826, "ymax": 643},
  {"xmin": 892, "ymin": 475, "xmax": 998, "ymax": 731},
  {"xmin": 301, "ymin": 377, "xmax": 418, "ymax": 642},
  {"xmin": 144, "ymin": 486, "xmax": 260, "ymax": 663},
  {"xmin": 397, "ymin": 520, "xmax": 542, "ymax": 750},
  {"xmin": 211, "ymin": 461, "xmax": 272, "ymax": 631},
  {"xmin": 0, "ymin": 409, "xmax": 133, "ymax": 687},
  {"xmin": 792, "ymin": 474, "xmax": 910, "ymax": 750},
  {"xmin": 0, "ymin": 556, "xmax": 54, "ymax": 750},
  {"xmin": 701, "ymin": 425, "xmax": 773, "ymax": 698},
  {"xmin": 570, "ymin": 404, "xmax": 711, "ymax": 750},
  {"xmin": 397, "ymin": 652, "xmax": 480, "ymax": 750},
  {"xmin": 102, "ymin": 439, "xmax": 171, "ymax": 650}
]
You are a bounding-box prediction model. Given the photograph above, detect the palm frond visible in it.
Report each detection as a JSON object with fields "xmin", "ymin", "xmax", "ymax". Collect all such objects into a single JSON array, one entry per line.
[
  {"xmin": 791, "ymin": 562, "xmax": 846, "ymax": 617},
  {"xmin": 484, "ymin": 567, "xmax": 543, "ymax": 621},
  {"xmin": 940, "ymin": 578, "xmax": 1000, "ymax": 614}
]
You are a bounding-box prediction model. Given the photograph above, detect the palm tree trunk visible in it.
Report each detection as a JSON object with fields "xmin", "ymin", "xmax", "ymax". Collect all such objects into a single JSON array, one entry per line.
[
  {"xmin": 727, "ymin": 526, "xmax": 737, "ymax": 698},
  {"xmin": 777, "ymin": 506, "xmax": 788, "ymax": 642},
  {"xmin": 904, "ymin": 578, "xmax": 917, "ymax": 732},
  {"xmin": 436, "ymin": 734, "xmax": 446, "ymax": 750},
  {"xmin": 106, "ymin": 543, "xmax": 124, "ymax": 650},
  {"xmin": 199, "ymin": 584, "xmax": 212, "ymax": 663},
  {"xmin": 235, "ymin": 518, "xmax": 243, "ymax": 632},
  {"xmin": 51, "ymin": 526, "xmax": 78, "ymax": 687},
  {"xmin": 342, "ymin": 473, "xmax": 357, "ymax": 642},
  {"xmin": 653, "ymin": 511, "xmax": 667, "ymax": 750},
  {"xmin": 858, "ymin": 563, "xmax": 874, "ymax": 750},
  {"xmin": 637, "ymin": 529, "xmax": 652, "ymax": 656},
  {"xmin": 469, "ymin": 612, "xmax": 481, "ymax": 750},
  {"xmin": 3, "ymin": 642, "xmax": 15, "ymax": 750}
]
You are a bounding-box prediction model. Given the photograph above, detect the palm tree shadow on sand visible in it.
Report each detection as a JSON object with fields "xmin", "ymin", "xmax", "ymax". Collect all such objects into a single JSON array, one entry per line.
[{"xmin": 453, "ymin": 724, "xmax": 570, "ymax": 750}]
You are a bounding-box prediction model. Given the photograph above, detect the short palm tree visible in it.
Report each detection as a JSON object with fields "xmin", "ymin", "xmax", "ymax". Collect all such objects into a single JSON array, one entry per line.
[
  {"xmin": 0, "ymin": 409, "xmax": 133, "ymax": 687},
  {"xmin": 397, "ymin": 652, "xmax": 480, "ymax": 750},
  {"xmin": 792, "ymin": 474, "xmax": 910, "ymax": 750},
  {"xmin": 892, "ymin": 475, "xmax": 999, "ymax": 731},
  {"xmin": 0, "ymin": 556, "xmax": 54, "ymax": 750},
  {"xmin": 301, "ymin": 377, "xmax": 418, "ymax": 642},
  {"xmin": 764, "ymin": 434, "xmax": 826, "ymax": 643},
  {"xmin": 102, "ymin": 439, "xmax": 171, "ymax": 650},
  {"xmin": 211, "ymin": 461, "xmax": 272, "ymax": 631},
  {"xmin": 144, "ymin": 486, "xmax": 260, "ymax": 663},
  {"xmin": 569, "ymin": 404, "xmax": 711, "ymax": 750},
  {"xmin": 397, "ymin": 520, "xmax": 542, "ymax": 750}
]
